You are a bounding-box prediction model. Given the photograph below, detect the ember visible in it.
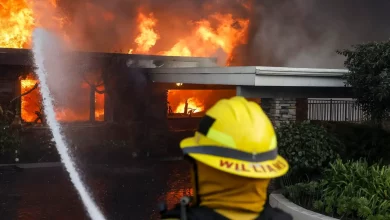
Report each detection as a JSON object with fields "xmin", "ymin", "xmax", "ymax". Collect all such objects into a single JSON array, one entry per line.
[{"xmin": 164, "ymin": 188, "xmax": 193, "ymax": 210}]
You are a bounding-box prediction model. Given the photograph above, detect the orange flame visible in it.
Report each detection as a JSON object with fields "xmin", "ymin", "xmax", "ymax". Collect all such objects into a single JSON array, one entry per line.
[
  {"xmin": 168, "ymin": 90, "xmax": 237, "ymax": 116},
  {"xmin": 174, "ymin": 98, "xmax": 205, "ymax": 114},
  {"xmin": 134, "ymin": 13, "xmax": 159, "ymax": 53},
  {"xmin": 162, "ymin": 13, "xmax": 249, "ymax": 62},
  {"xmin": 2, "ymin": 0, "xmax": 249, "ymax": 62},
  {"xmin": 128, "ymin": 12, "xmax": 159, "ymax": 54},
  {"xmin": 0, "ymin": 0, "xmax": 68, "ymax": 49},
  {"xmin": 20, "ymin": 74, "xmax": 39, "ymax": 122},
  {"xmin": 129, "ymin": 12, "xmax": 249, "ymax": 65},
  {"xmin": 163, "ymin": 40, "xmax": 192, "ymax": 57},
  {"xmin": 0, "ymin": 0, "xmax": 34, "ymax": 48},
  {"xmin": 20, "ymin": 73, "xmax": 104, "ymax": 123},
  {"xmin": 95, "ymin": 88, "xmax": 105, "ymax": 121},
  {"xmin": 167, "ymin": 90, "xmax": 207, "ymax": 115}
]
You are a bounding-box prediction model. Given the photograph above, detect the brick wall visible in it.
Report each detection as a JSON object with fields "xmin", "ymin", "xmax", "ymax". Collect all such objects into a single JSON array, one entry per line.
[{"xmin": 261, "ymin": 98, "xmax": 296, "ymax": 127}]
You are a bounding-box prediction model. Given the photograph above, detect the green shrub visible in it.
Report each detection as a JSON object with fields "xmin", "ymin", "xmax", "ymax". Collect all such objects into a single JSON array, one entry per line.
[
  {"xmin": 276, "ymin": 121, "xmax": 341, "ymax": 178},
  {"xmin": 0, "ymin": 124, "xmax": 20, "ymax": 162},
  {"xmin": 285, "ymin": 160, "xmax": 390, "ymax": 219},
  {"xmin": 316, "ymin": 159, "xmax": 390, "ymax": 219},
  {"xmin": 284, "ymin": 181, "xmax": 321, "ymax": 209},
  {"xmin": 313, "ymin": 121, "xmax": 390, "ymax": 164}
]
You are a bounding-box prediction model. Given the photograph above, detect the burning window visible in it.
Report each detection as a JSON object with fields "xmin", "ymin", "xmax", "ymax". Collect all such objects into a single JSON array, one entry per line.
[
  {"xmin": 95, "ymin": 90, "xmax": 105, "ymax": 121},
  {"xmin": 167, "ymin": 89, "xmax": 236, "ymax": 117},
  {"xmin": 20, "ymin": 74, "xmax": 40, "ymax": 122},
  {"xmin": 20, "ymin": 73, "xmax": 104, "ymax": 123}
]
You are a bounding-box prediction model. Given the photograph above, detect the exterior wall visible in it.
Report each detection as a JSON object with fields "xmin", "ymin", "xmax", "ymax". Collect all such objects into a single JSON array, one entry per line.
[
  {"xmin": 109, "ymin": 68, "xmax": 149, "ymax": 123},
  {"xmin": 150, "ymin": 85, "xmax": 168, "ymax": 128},
  {"xmin": 296, "ymin": 98, "xmax": 308, "ymax": 121},
  {"xmin": 107, "ymin": 68, "xmax": 168, "ymax": 131},
  {"xmin": 0, "ymin": 78, "xmax": 16, "ymax": 107},
  {"xmin": 261, "ymin": 98, "xmax": 296, "ymax": 127},
  {"xmin": 0, "ymin": 66, "xmax": 25, "ymax": 117}
]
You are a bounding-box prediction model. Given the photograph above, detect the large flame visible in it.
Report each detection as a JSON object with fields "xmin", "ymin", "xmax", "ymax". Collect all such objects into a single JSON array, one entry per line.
[
  {"xmin": 162, "ymin": 13, "xmax": 249, "ymax": 62},
  {"xmin": 3, "ymin": 0, "xmax": 250, "ymax": 122},
  {"xmin": 128, "ymin": 12, "xmax": 249, "ymax": 65},
  {"xmin": 1, "ymin": 0, "xmax": 250, "ymax": 59},
  {"xmin": 129, "ymin": 12, "xmax": 160, "ymax": 54},
  {"xmin": 0, "ymin": 0, "xmax": 67, "ymax": 48},
  {"xmin": 0, "ymin": 0, "xmax": 34, "ymax": 48}
]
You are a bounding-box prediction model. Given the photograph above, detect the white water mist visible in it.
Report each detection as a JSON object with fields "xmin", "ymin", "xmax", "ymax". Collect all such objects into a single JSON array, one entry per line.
[{"xmin": 31, "ymin": 28, "xmax": 106, "ymax": 220}]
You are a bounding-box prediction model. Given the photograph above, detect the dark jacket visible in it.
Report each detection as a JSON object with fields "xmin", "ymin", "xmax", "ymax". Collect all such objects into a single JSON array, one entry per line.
[{"xmin": 160, "ymin": 202, "xmax": 293, "ymax": 220}]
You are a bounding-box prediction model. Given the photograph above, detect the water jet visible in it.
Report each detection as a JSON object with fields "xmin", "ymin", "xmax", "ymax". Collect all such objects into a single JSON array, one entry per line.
[{"xmin": 31, "ymin": 28, "xmax": 106, "ymax": 220}]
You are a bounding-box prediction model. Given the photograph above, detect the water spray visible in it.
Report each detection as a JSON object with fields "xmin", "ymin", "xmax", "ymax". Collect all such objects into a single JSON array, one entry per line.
[{"xmin": 31, "ymin": 28, "xmax": 106, "ymax": 220}]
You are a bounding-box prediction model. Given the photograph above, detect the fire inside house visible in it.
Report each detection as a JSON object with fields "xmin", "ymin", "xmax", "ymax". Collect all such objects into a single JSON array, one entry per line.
[
  {"xmin": 20, "ymin": 73, "xmax": 105, "ymax": 122},
  {"xmin": 167, "ymin": 89, "xmax": 236, "ymax": 117},
  {"xmin": 1, "ymin": 0, "xmax": 252, "ymax": 123}
]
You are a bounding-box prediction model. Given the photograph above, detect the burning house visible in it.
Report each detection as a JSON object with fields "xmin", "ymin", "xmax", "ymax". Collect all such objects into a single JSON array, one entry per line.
[
  {"xmin": 1, "ymin": 0, "xmax": 362, "ymax": 165},
  {"xmin": 0, "ymin": 0, "xmax": 256, "ymax": 129},
  {"xmin": 0, "ymin": 48, "xmax": 235, "ymax": 127}
]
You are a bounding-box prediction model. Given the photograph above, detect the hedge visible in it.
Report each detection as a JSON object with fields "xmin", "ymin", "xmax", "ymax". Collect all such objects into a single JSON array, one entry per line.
[
  {"xmin": 312, "ymin": 121, "xmax": 390, "ymax": 164},
  {"xmin": 285, "ymin": 160, "xmax": 390, "ymax": 220},
  {"xmin": 276, "ymin": 121, "xmax": 340, "ymax": 181}
]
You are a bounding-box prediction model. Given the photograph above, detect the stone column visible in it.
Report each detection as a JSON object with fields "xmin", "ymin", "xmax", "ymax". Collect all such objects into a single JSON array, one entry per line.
[{"xmin": 261, "ymin": 98, "xmax": 296, "ymax": 127}]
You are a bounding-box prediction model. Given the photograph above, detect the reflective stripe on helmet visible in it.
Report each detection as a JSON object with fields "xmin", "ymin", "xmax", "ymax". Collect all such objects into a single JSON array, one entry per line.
[
  {"xmin": 206, "ymin": 128, "xmax": 236, "ymax": 148},
  {"xmin": 182, "ymin": 146, "xmax": 278, "ymax": 162},
  {"xmin": 197, "ymin": 115, "xmax": 236, "ymax": 148}
]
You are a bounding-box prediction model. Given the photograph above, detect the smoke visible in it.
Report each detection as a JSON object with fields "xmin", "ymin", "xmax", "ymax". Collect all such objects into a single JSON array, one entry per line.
[
  {"xmin": 29, "ymin": 26, "xmax": 96, "ymax": 119},
  {"xmin": 212, "ymin": 48, "xmax": 228, "ymax": 66},
  {"xmin": 36, "ymin": 31, "xmax": 73, "ymax": 103},
  {"xmin": 246, "ymin": 0, "xmax": 390, "ymax": 68}
]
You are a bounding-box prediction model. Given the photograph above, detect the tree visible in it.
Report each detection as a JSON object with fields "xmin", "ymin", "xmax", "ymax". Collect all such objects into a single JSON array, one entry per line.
[
  {"xmin": 80, "ymin": 69, "xmax": 105, "ymax": 122},
  {"xmin": 337, "ymin": 40, "xmax": 390, "ymax": 124},
  {"xmin": 77, "ymin": 54, "xmax": 120, "ymax": 122}
]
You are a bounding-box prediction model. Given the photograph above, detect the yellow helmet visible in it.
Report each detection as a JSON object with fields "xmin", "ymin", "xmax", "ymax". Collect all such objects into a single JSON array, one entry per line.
[{"xmin": 180, "ymin": 96, "xmax": 289, "ymax": 179}]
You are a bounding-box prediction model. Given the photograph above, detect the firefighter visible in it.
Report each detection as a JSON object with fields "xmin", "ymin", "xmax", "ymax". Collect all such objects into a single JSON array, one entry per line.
[{"xmin": 160, "ymin": 96, "xmax": 292, "ymax": 220}]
